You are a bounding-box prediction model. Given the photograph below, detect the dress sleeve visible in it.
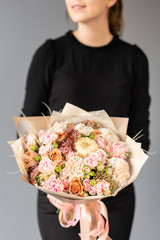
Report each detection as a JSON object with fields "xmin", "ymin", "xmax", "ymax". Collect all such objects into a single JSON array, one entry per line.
[
  {"xmin": 127, "ymin": 44, "xmax": 151, "ymax": 151},
  {"xmin": 21, "ymin": 39, "xmax": 55, "ymax": 116}
]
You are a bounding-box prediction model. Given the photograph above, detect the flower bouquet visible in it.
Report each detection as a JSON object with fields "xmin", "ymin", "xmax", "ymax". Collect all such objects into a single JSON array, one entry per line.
[{"xmin": 8, "ymin": 102, "xmax": 148, "ymax": 240}]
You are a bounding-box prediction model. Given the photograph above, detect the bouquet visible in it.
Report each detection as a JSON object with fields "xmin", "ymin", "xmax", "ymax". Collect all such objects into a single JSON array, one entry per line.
[{"xmin": 9, "ymin": 103, "xmax": 148, "ymax": 240}]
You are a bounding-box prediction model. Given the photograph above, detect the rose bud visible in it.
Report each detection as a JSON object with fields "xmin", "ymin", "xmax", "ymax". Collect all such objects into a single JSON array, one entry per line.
[
  {"xmin": 105, "ymin": 166, "xmax": 113, "ymax": 175},
  {"xmin": 97, "ymin": 165, "xmax": 105, "ymax": 172},
  {"xmin": 30, "ymin": 167, "xmax": 39, "ymax": 184},
  {"xmin": 83, "ymin": 174, "xmax": 90, "ymax": 179},
  {"xmin": 69, "ymin": 177, "xmax": 84, "ymax": 196},
  {"xmin": 82, "ymin": 165, "xmax": 91, "ymax": 174}
]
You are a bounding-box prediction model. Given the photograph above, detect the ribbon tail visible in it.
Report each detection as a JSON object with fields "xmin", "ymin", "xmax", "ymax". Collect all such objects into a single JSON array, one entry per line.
[
  {"xmin": 79, "ymin": 204, "xmax": 90, "ymax": 240},
  {"xmin": 96, "ymin": 200, "xmax": 111, "ymax": 240}
]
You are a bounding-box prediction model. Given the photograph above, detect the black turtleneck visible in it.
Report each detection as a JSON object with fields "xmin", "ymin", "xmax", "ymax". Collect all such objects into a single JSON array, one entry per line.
[{"xmin": 21, "ymin": 30, "xmax": 150, "ymax": 150}]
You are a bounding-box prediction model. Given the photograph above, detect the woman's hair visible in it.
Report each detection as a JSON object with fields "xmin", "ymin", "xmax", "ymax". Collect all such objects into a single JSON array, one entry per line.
[
  {"xmin": 65, "ymin": 0, "xmax": 123, "ymax": 35},
  {"xmin": 108, "ymin": 0, "xmax": 123, "ymax": 35}
]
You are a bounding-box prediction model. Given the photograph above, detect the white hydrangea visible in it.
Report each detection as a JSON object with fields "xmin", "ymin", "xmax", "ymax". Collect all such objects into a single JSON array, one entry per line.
[
  {"xmin": 51, "ymin": 121, "xmax": 68, "ymax": 133},
  {"xmin": 99, "ymin": 128, "xmax": 120, "ymax": 143},
  {"xmin": 108, "ymin": 157, "xmax": 130, "ymax": 187},
  {"xmin": 75, "ymin": 123, "xmax": 93, "ymax": 136}
]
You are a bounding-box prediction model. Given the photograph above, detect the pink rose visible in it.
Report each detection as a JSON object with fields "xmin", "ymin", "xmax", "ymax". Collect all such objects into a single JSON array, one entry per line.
[
  {"xmin": 39, "ymin": 143, "xmax": 53, "ymax": 156},
  {"xmin": 109, "ymin": 142, "xmax": 129, "ymax": 160},
  {"xmin": 96, "ymin": 136, "xmax": 107, "ymax": 149},
  {"xmin": 38, "ymin": 156, "xmax": 55, "ymax": 175},
  {"xmin": 94, "ymin": 180, "xmax": 110, "ymax": 196}
]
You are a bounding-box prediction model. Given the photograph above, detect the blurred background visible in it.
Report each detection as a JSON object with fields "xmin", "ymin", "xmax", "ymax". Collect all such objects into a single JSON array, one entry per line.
[{"xmin": 1, "ymin": 0, "xmax": 159, "ymax": 239}]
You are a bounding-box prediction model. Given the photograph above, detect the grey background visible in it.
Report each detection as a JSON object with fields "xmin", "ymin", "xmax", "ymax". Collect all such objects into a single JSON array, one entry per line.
[{"xmin": 1, "ymin": 0, "xmax": 159, "ymax": 239}]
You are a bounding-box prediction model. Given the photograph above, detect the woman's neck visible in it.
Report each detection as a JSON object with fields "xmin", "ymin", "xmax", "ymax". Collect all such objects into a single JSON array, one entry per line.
[{"xmin": 72, "ymin": 15, "xmax": 113, "ymax": 47}]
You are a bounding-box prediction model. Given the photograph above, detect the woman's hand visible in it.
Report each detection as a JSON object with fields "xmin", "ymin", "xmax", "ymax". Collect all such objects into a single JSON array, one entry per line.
[{"xmin": 47, "ymin": 194, "xmax": 67, "ymax": 210}]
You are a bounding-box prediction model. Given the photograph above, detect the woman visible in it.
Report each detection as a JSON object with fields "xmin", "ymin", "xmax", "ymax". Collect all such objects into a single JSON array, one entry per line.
[{"xmin": 21, "ymin": 0, "xmax": 150, "ymax": 239}]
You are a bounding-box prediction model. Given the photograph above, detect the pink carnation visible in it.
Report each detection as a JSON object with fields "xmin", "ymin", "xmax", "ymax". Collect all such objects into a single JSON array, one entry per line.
[
  {"xmin": 42, "ymin": 176, "xmax": 68, "ymax": 193},
  {"xmin": 59, "ymin": 177, "xmax": 69, "ymax": 193},
  {"xmin": 84, "ymin": 149, "xmax": 107, "ymax": 169},
  {"xmin": 83, "ymin": 179, "xmax": 95, "ymax": 195},
  {"xmin": 96, "ymin": 136, "xmax": 107, "ymax": 149},
  {"xmin": 94, "ymin": 180, "xmax": 110, "ymax": 196},
  {"xmin": 38, "ymin": 130, "xmax": 45, "ymax": 138},
  {"xmin": 38, "ymin": 156, "xmax": 55, "ymax": 175},
  {"xmin": 39, "ymin": 143, "xmax": 53, "ymax": 156},
  {"xmin": 43, "ymin": 180, "xmax": 63, "ymax": 192},
  {"xmin": 84, "ymin": 153, "xmax": 99, "ymax": 168},
  {"xmin": 83, "ymin": 179, "xmax": 110, "ymax": 196},
  {"xmin": 96, "ymin": 149, "xmax": 107, "ymax": 161},
  {"xmin": 39, "ymin": 130, "xmax": 58, "ymax": 145},
  {"xmin": 109, "ymin": 142, "xmax": 129, "ymax": 160}
]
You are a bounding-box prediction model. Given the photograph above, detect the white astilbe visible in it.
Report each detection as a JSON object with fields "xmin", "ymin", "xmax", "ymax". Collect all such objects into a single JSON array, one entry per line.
[
  {"xmin": 60, "ymin": 151, "xmax": 84, "ymax": 182},
  {"xmin": 108, "ymin": 157, "xmax": 130, "ymax": 187}
]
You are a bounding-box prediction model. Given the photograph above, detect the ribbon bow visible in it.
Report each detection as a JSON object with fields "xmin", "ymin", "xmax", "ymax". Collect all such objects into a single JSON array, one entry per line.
[{"xmin": 58, "ymin": 200, "xmax": 111, "ymax": 240}]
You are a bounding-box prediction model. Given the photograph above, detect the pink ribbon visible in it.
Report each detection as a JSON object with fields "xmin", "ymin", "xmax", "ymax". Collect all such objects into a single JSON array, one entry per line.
[{"xmin": 58, "ymin": 200, "xmax": 112, "ymax": 240}]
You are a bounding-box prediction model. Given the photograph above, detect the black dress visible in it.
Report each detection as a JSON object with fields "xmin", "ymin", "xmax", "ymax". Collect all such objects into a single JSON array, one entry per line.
[{"xmin": 21, "ymin": 30, "xmax": 150, "ymax": 240}]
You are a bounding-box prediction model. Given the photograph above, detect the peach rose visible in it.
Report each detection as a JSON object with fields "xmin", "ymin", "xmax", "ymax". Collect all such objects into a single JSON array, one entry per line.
[
  {"xmin": 22, "ymin": 149, "xmax": 39, "ymax": 169},
  {"xmin": 69, "ymin": 177, "xmax": 84, "ymax": 196},
  {"xmin": 49, "ymin": 148, "xmax": 63, "ymax": 162},
  {"xmin": 92, "ymin": 129, "xmax": 102, "ymax": 135},
  {"xmin": 57, "ymin": 132, "xmax": 66, "ymax": 142}
]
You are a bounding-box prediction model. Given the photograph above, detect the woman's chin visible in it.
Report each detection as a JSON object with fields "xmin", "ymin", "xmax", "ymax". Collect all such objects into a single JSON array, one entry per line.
[{"xmin": 69, "ymin": 15, "xmax": 91, "ymax": 23}]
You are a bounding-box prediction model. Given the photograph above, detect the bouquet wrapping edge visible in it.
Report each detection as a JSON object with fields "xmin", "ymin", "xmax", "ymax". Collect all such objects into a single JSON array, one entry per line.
[{"xmin": 8, "ymin": 102, "xmax": 148, "ymax": 240}]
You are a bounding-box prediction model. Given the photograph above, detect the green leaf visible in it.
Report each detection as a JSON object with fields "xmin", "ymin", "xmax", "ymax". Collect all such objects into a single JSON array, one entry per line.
[
  {"xmin": 29, "ymin": 145, "xmax": 37, "ymax": 152},
  {"xmin": 52, "ymin": 142, "xmax": 58, "ymax": 148},
  {"xmin": 89, "ymin": 133, "xmax": 94, "ymax": 139},
  {"xmin": 56, "ymin": 209, "xmax": 60, "ymax": 214},
  {"xmin": 90, "ymin": 179, "xmax": 97, "ymax": 186},
  {"xmin": 89, "ymin": 171, "xmax": 95, "ymax": 176},
  {"xmin": 81, "ymin": 134, "xmax": 86, "ymax": 137},
  {"xmin": 55, "ymin": 166, "xmax": 62, "ymax": 173},
  {"xmin": 33, "ymin": 156, "xmax": 41, "ymax": 162}
]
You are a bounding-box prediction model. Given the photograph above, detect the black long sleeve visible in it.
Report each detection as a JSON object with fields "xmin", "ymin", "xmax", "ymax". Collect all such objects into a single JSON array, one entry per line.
[
  {"xmin": 21, "ymin": 39, "xmax": 55, "ymax": 116},
  {"xmin": 21, "ymin": 30, "xmax": 150, "ymax": 151},
  {"xmin": 127, "ymin": 45, "xmax": 150, "ymax": 151}
]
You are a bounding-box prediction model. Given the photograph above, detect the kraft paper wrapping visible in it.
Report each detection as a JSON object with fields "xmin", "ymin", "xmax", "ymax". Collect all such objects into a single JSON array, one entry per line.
[{"xmin": 9, "ymin": 102, "xmax": 148, "ymax": 204}]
